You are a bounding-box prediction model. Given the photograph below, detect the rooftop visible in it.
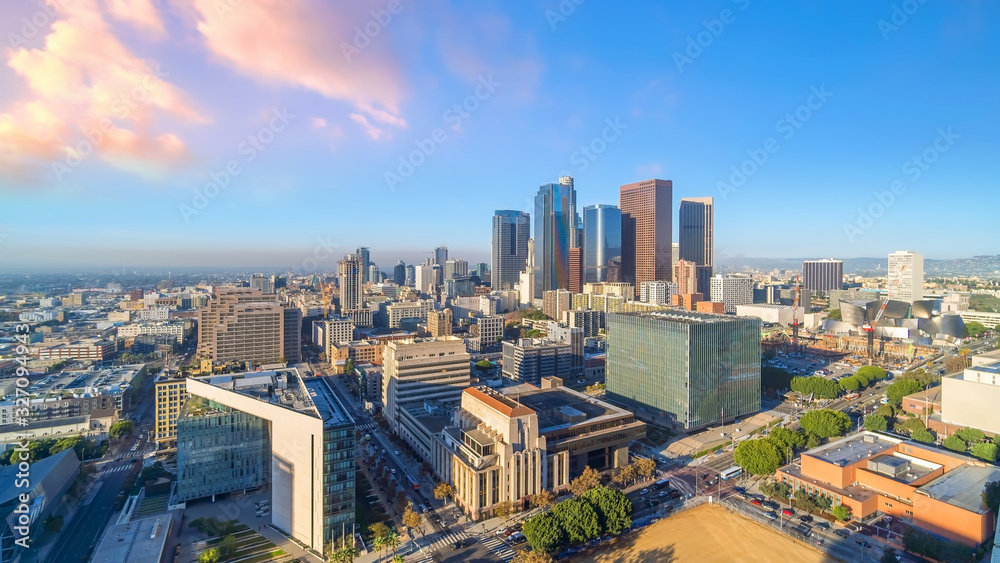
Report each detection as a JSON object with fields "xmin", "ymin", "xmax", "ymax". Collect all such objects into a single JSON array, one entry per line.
[
  {"xmin": 191, "ymin": 368, "xmax": 325, "ymax": 420},
  {"xmin": 918, "ymin": 464, "xmax": 1000, "ymax": 514},
  {"xmin": 464, "ymin": 386, "xmax": 535, "ymax": 418},
  {"xmin": 806, "ymin": 432, "xmax": 900, "ymax": 467},
  {"xmin": 8, "ymin": 364, "xmax": 145, "ymax": 399},
  {"xmin": 303, "ymin": 377, "xmax": 352, "ymax": 427},
  {"xmin": 498, "ymin": 383, "xmax": 629, "ymax": 433},
  {"xmin": 609, "ymin": 311, "xmax": 737, "ymax": 325},
  {"xmin": 89, "ymin": 514, "xmax": 174, "ymax": 563}
]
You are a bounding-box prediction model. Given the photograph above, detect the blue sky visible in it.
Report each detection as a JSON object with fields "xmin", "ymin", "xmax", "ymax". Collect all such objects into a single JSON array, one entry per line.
[{"xmin": 0, "ymin": 0, "xmax": 996, "ymax": 273}]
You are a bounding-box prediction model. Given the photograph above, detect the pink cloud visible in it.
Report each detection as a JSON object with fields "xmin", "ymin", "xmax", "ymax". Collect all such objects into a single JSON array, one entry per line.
[
  {"xmin": 190, "ymin": 0, "xmax": 407, "ymax": 135},
  {"xmin": 349, "ymin": 113, "xmax": 388, "ymax": 141},
  {"xmin": 311, "ymin": 117, "xmax": 327, "ymax": 129},
  {"xmin": 0, "ymin": 0, "xmax": 205, "ymax": 184},
  {"xmin": 102, "ymin": 0, "xmax": 166, "ymax": 38}
]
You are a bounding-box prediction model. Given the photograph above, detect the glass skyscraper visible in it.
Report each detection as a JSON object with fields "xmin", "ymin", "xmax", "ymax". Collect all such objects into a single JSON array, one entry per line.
[
  {"xmin": 491, "ymin": 210, "xmax": 530, "ymax": 290},
  {"xmin": 605, "ymin": 311, "xmax": 761, "ymax": 431},
  {"xmin": 533, "ymin": 177, "xmax": 577, "ymax": 299},
  {"xmin": 583, "ymin": 204, "xmax": 622, "ymax": 284}
]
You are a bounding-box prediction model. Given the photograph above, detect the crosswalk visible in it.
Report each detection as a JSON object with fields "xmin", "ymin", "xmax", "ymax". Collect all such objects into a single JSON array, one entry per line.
[
  {"xmin": 357, "ymin": 421, "xmax": 377, "ymax": 431},
  {"xmin": 112, "ymin": 451, "xmax": 143, "ymax": 461},
  {"xmin": 101, "ymin": 464, "xmax": 132, "ymax": 474},
  {"xmin": 406, "ymin": 530, "xmax": 515, "ymax": 563},
  {"xmin": 480, "ymin": 535, "xmax": 516, "ymax": 561}
]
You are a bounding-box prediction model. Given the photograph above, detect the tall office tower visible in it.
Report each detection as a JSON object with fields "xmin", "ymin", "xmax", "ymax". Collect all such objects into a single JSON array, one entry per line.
[
  {"xmin": 414, "ymin": 263, "xmax": 435, "ymax": 294},
  {"xmin": 271, "ymin": 275, "xmax": 286, "ymax": 290},
  {"xmin": 620, "ymin": 179, "xmax": 673, "ymax": 296},
  {"xmin": 674, "ymin": 259, "xmax": 697, "ymax": 295},
  {"xmin": 282, "ymin": 306, "xmax": 302, "ymax": 363},
  {"xmin": 533, "ymin": 177, "xmax": 578, "ymax": 299},
  {"xmin": 432, "ymin": 264, "xmax": 444, "ymax": 287},
  {"xmin": 568, "ymin": 247, "xmax": 583, "ymax": 293},
  {"xmin": 671, "ymin": 243, "xmax": 680, "ymax": 273},
  {"xmin": 492, "ymin": 210, "xmax": 531, "ymax": 290},
  {"xmin": 357, "ymin": 247, "xmax": 371, "ymax": 283},
  {"xmin": 710, "ymin": 275, "xmax": 754, "ymax": 313},
  {"xmin": 444, "ymin": 259, "xmax": 468, "ymax": 280},
  {"xmin": 475, "ymin": 263, "xmax": 489, "ymax": 279},
  {"xmin": 197, "ymin": 287, "xmax": 285, "ymax": 363},
  {"xmin": 338, "ymin": 254, "xmax": 364, "ymax": 312},
  {"xmin": 678, "ymin": 197, "xmax": 714, "ymax": 268},
  {"xmin": 381, "ymin": 337, "xmax": 471, "ymax": 433},
  {"xmin": 802, "ymin": 259, "xmax": 843, "ymax": 293},
  {"xmin": 404, "ymin": 265, "xmax": 415, "ymax": 286},
  {"xmin": 368, "ymin": 264, "xmax": 380, "ymax": 284},
  {"xmin": 888, "ymin": 250, "xmax": 924, "ymax": 302},
  {"xmin": 583, "ymin": 204, "xmax": 623, "ymax": 284},
  {"xmin": 606, "ymin": 311, "xmax": 761, "ymax": 431},
  {"xmin": 250, "ymin": 274, "xmax": 275, "ymax": 294},
  {"xmin": 426, "ymin": 308, "xmax": 453, "ymax": 337},
  {"xmin": 434, "ymin": 246, "xmax": 448, "ymax": 266},
  {"xmin": 393, "ymin": 261, "xmax": 407, "ymax": 286}
]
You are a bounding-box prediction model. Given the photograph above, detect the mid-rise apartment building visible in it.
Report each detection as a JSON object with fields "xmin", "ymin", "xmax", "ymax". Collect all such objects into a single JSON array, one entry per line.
[{"xmin": 381, "ymin": 337, "xmax": 471, "ymax": 434}]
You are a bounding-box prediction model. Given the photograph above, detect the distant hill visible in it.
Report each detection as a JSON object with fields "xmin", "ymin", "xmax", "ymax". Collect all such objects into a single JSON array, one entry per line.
[{"xmin": 716, "ymin": 255, "xmax": 1000, "ymax": 278}]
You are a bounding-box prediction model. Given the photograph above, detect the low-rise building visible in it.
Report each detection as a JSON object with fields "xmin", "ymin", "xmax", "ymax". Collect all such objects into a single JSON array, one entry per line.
[
  {"xmin": 735, "ymin": 304, "xmax": 807, "ymax": 325},
  {"xmin": 940, "ymin": 360, "xmax": 1000, "ymax": 435},
  {"xmin": 38, "ymin": 338, "xmax": 117, "ymax": 361}
]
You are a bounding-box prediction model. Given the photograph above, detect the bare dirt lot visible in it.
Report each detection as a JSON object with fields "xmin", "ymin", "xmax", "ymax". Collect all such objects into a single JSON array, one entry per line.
[{"xmin": 577, "ymin": 503, "xmax": 838, "ymax": 563}]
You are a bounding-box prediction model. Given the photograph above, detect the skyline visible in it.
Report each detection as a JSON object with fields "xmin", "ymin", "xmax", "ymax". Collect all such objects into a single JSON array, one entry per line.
[{"xmin": 1, "ymin": 1, "xmax": 998, "ymax": 271}]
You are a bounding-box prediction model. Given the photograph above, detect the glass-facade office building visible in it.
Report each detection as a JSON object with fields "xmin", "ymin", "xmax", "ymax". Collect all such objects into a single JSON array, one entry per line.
[
  {"xmin": 583, "ymin": 204, "xmax": 622, "ymax": 283},
  {"xmin": 533, "ymin": 177, "xmax": 578, "ymax": 298},
  {"xmin": 606, "ymin": 311, "xmax": 761, "ymax": 431}
]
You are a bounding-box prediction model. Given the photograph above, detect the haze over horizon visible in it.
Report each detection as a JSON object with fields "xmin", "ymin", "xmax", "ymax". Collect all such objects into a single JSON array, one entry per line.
[{"xmin": 1, "ymin": 1, "xmax": 998, "ymax": 271}]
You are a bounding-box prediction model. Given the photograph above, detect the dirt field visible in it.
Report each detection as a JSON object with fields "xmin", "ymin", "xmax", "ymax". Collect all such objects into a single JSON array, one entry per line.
[{"xmin": 578, "ymin": 503, "xmax": 838, "ymax": 563}]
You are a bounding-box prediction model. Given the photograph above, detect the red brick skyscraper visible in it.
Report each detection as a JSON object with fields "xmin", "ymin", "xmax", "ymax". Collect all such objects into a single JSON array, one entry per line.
[{"xmin": 620, "ymin": 179, "xmax": 673, "ymax": 295}]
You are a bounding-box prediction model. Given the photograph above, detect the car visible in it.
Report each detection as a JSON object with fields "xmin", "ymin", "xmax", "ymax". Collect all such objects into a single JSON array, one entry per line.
[
  {"xmin": 669, "ymin": 490, "xmax": 682, "ymax": 500},
  {"xmin": 509, "ymin": 532, "xmax": 526, "ymax": 544},
  {"xmin": 834, "ymin": 529, "xmax": 850, "ymax": 538},
  {"xmin": 815, "ymin": 522, "xmax": 830, "ymax": 530},
  {"xmin": 451, "ymin": 540, "xmax": 464, "ymax": 550},
  {"xmin": 798, "ymin": 515, "xmax": 813, "ymax": 523},
  {"xmin": 658, "ymin": 490, "xmax": 668, "ymax": 497},
  {"xmin": 390, "ymin": 468, "xmax": 396, "ymax": 474},
  {"xmin": 381, "ymin": 449, "xmax": 387, "ymax": 454},
  {"xmin": 765, "ymin": 511, "xmax": 777, "ymax": 520},
  {"xmin": 782, "ymin": 508, "xmax": 794, "ymax": 516},
  {"xmin": 640, "ymin": 489, "xmax": 649, "ymax": 495},
  {"xmin": 750, "ymin": 499, "xmax": 762, "ymax": 506},
  {"xmin": 394, "ymin": 450, "xmax": 400, "ymax": 455},
  {"xmin": 496, "ymin": 527, "xmax": 508, "ymax": 536},
  {"xmin": 763, "ymin": 500, "xmax": 779, "ymax": 510},
  {"xmin": 648, "ymin": 499, "xmax": 660, "ymax": 507}
]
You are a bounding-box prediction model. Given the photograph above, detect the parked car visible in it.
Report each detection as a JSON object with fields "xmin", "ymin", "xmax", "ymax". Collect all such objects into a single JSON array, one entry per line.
[
  {"xmin": 782, "ymin": 508, "xmax": 794, "ymax": 516},
  {"xmin": 799, "ymin": 515, "xmax": 813, "ymax": 523},
  {"xmin": 750, "ymin": 499, "xmax": 762, "ymax": 506},
  {"xmin": 834, "ymin": 529, "xmax": 850, "ymax": 538},
  {"xmin": 815, "ymin": 522, "xmax": 830, "ymax": 530},
  {"xmin": 640, "ymin": 489, "xmax": 649, "ymax": 495},
  {"xmin": 765, "ymin": 512, "xmax": 777, "ymax": 520}
]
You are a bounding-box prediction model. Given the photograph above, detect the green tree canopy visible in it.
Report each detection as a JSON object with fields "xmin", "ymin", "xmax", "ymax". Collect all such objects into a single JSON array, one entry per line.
[
  {"xmin": 875, "ymin": 404, "xmax": 895, "ymax": 418},
  {"xmin": 581, "ymin": 486, "xmax": 633, "ymax": 535},
  {"xmin": 475, "ymin": 359, "xmax": 493, "ymax": 370},
  {"xmin": 942, "ymin": 434, "xmax": 967, "ymax": 452},
  {"xmin": 551, "ymin": 498, "xmax": 601, "ymax": 544},
  {"xmin": 983, "ymin": 481, "xmax": 1000, "ymax": 514},
  {"xmin": 965, "ymin": 321, "xmax": 988, "ymax": 338},
  {"xmin": 856, "ymin": 365, "xmax": 887, "ymax": 382},
  {"xmin": 971, "ymin": 442, "xmax": 998, "ymax": 462},
  {"xmin": 886, "ymin": 379, "xmax": 924, "ymax": 406},
  {"xmin": 734, "ymin": 438, "xmax": 782, "ymax": 475},
  {"xmin": 790, "ymin": 376, "xmax": 841, "ymax": 400},
  {"xmin": 912, "ymin": 428, "xmax": 935, "ymax": 444},
  {"xmin": 799, "ymin": 409, "xmax": 852, "ymax": 439},
  {"xmin": 864, "ymin": 414, "xmax": 888, "ymax": 432},
  {"xmin": 955, "ymin": 427, "xmax": 985, "ymax": 443},
  {"xmin": 880, "ymin": 548, "xmax": 900, "ymax": 563},
  {"xmin": 523, "ymin": 512, "xmax": 565, "ymax": 553},
  {"xmin": 827, "ymin": 309, "xmax": 842, "ymax": 320},
  {"xmin": 109, "ymin": 420, "xmax": 136, "ymax": 440},
  {"xmin": 831, "ymin": 504, "xmax": 851, "ymax": 521},
  {"xmin": 839, "ymin": 376, "xmax": 860, "ymax": 393},
  {"xmin": 767, "ymin": 427, "xmax": 805, "ymax": 452},
  {"xmin": 198, "ymin": 548, "xmax": 220, "ymax": 563}
]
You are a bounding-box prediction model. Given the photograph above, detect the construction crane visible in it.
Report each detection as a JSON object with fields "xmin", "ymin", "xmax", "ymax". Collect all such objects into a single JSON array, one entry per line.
[
  {"xmin": 862, "ymin": 264, "xmax": 907, "ymax": 359},
  {"xmin": 319, "ymin": 281, "xmax": 335, "ymax": 319}
]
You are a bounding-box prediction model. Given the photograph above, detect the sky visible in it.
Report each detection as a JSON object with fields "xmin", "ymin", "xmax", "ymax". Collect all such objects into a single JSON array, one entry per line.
[{"xmin": 0, "ymin": 0, "xmax": 997, "ymax": 273}]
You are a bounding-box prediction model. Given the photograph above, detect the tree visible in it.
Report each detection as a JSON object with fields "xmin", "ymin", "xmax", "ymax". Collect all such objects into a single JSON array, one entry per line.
[
  {"xmin": 384, "ymin": 532, "xmax": 401, "ymax": 560},
  {"xmin": 530, "ymin": 489, "xmax": 556, "ymax": 511},
  {"xmin": 402, "ymin": 505, "xmax": 422, "ymax": 536},
  {"xmin": 971, "ymin": 442, "xmax": 998, "ymax": 462},
  {"xmin": 982, "ymin": 480, "xmax": 1000, "ymax": 514},
  {"xmin": 344, "ymin": 358, "xmax": 355, "ymax": 375},
  {"xmin": 391, "ymin": 556, "xmax": 405, "ymax": 563},
  {"xmin": 790, "ymin": 376, "xmax": 841, "ymax": 400},
  {"xmin": 864, "ymin": 414, "xmax": 888, "ymax": 432},
  {"xmin": 198, "ymin": 548, "xmax": 220, "ymax": 563},
  {"xmin": 839, "ymin": 376, "xmax": 860, "ymax": 392},
  {"xmin": 395, "ymin": 491, "xmax": 409, "ymax": 513},
  {"xmin": 827, "ymin": 309, "xmax": 842, "ymax": 320},
  {"xmin": 634, "ymin": 458, "xmax": 656, "ymax": 480},
  {"xmin": 494, "ymin": 500, "xmax": 515, "ymax": 524},
  {"xmin": 875, "ymin": 404, "xmax": 895, "ymax": 418},
  {"xmin": 734, "ymin": 439, "xmax": 782, "ymax": 475},
  {"xmin": 551, "ymin": 498, "xmax": 601, "ymax": 544},
  {"xmin": 831, "ymin": 504, "xmax": 851, "ymax": 521},
  {"xmin": 857, "ymin": 365, "xmax": 887, "ymax": 382},
  {"xmin": 582, "ymin": 486, "xmax": 632, "ymax": 535},
  {"xmin": 218, "ymin": 535, "xmax": 237, "ymax": 559},
  {"xmin": 944, "ymin": 355, "xmax": 967, "ymax": 373},
  {"xmin": 512, "ymin": 550, "xmax": 554, "ymax": 563},
  {"xmin": 886, "ymin": 378, "xmax": 924, "ymax": 406},
  {"xmin": 799, "ymin": 409, "xmax": 852, "ymax": 439},
  {"xmin": 904, "ymin": 528, "xmax": 941, "ymax": 561},
  {"xmin": 955, "ymin": 427, "xmax": 985, "ymax": 443},
  {"xmin": 369, "ymin": 522, "xmax": 390, "ymax": 562},
  {"xmin": 433, "ymin": 482, "xmax": 455, "ymax": 503},
  {"xmin": 109, "ymin": 420, "xmax": 135, "ymax": 440},
  {"xmin": 568, "ymin": 466, "xmax": 601, "ymax": 497},
  {"xmin": 767, "ymin": 427, "xmax": 805, "ymax": 452},
  {"xmin": 942, "ymin": 434, "xmax": 967, "ymax": 452},
  {"xmin": 805, "ymin": 431, "xmax": 822, "ymax": 448},
  {"xmin": 965, "ymin": 321, "xmax": 988, "ymax": 338},
  {"xmin": 912, "ymin": 428, "xmax": 934, "ymax": 444},
  {"xmin": 475, "ymin": 359, "xmax": 493, "ymax": 371},
  {"xmin": 523, "ymin": 512, "xmax": 564, "ymax": 553}
]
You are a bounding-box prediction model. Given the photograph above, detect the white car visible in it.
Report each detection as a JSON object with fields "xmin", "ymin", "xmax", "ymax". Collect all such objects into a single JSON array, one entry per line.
[{"xmin": 640, "ymin": 489, "xmax": 649, "ymax": 495}]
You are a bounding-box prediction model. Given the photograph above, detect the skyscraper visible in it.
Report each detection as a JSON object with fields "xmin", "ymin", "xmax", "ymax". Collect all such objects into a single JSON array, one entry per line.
[
  {"xmin": 673, "ymin": 259, "xmax": 698, "ymax": 296},
  {"xmin": 393, "ymin": 261, "xmax": 407, "ymax": 286},
  {"xmin": 678, "ymin": 197, "xmax": 713, "ymax": 267},
  {"xmin": 444, "ymin": 259, "xmax": 468, "ymax": 280},
  {"xmin": 671, "ymin": 243, "xmax": 679, "ymax": 273},
  {"xmin": 533, "ymin": 177, "xmax": 577, "ymax": 299},
  {"xmin": 802, "ymin": 259, "xmax": 843, "ymax": 292},
  {"xmin": 888, "ymin": 250, "xmax": 924, "ymax": 302},
  {"xmin": 491, "ymin": 210, "xmax": 530, "ymax": 290},
  {"xmin": 356, "ymin": 247, "xmax": 371, "ymax": 283},
  {"xmin": 404, "ymin": 265, "xmax": 415, "ymax": 286},
  {"xmin": 569, "ymin": 247, "xmax": 583, "ymax": 293},
  {"xmin": 582, "ymin": 204, "xmax": 622, "ymax": 284},
  {"xmin": 338, "ymin": 254, "xmax": 364, "ymax": 312},
  {"xmin": 434, "ymin": 246, "xmax": 448, "ymax": 266},
  {"xmin": 620, "ymin": 179, "xmax": 672, "ymax": 295}
]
